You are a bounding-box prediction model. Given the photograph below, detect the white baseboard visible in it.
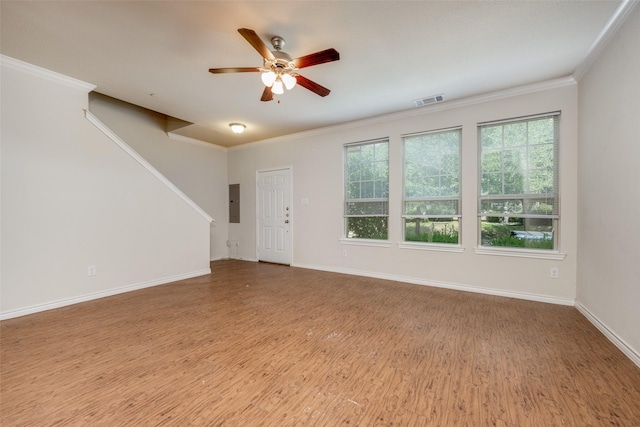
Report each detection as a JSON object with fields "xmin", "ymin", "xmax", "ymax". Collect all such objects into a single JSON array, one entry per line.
[
  {"xmin": 575, "ymin": 301, "xmax": 640, "ymax": 368},
  {"xmin": 229, "ymin": 257, "xmax": 259, "ymax": 262},
  {"xmin": 0, "ymin": 268, "xmax": 211, "ymax": 321},
  {"xmin": 291, "ymin": 262, "xmax": 575, "ymax": 306}
]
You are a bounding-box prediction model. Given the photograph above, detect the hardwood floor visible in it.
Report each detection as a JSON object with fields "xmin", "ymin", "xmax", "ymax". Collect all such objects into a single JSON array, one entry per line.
[{"xmin": 2, "ymin": 260, "xmax": 639, "ymax": 426}]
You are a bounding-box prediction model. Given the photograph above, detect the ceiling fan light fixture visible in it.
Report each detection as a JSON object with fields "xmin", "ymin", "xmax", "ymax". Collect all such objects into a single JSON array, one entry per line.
[
  {"xmin": 272, "ymin": 79, "xmax": 284, "ymax": 95},
  {"xmin": 282, "ymin": 73, "xmax": 297, "ymax": 90},
  {"xmin": 229, "ymin": 123, "xmax": 246, "ymax": 134},
  {"xmin": 261, "ymin": 70, "xmax": 276, "ymax": 87},
  {"xmin": 209, "ymin": 28, "xmax": 340, "ymax": 102}
]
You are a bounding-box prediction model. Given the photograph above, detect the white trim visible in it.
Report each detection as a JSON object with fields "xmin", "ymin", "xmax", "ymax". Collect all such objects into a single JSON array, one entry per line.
[
  {"xmin": 85, "ymin": 110, "xmax": 214, "ymax": 223},
  {"xmin": 0, "ymin": 269, "xmax": 211, "ymax": 320},
  {"xmin": 228, "ymin": 76, "xmax": 577, "ymax": 151},
  {"xmin": 0, "ymin": 54, "xmax": 96, "ymax": 92},
  {"xmin": 397, "ymin": 242, "xmax": 465, "ymax": 253},
  {"xmin": 256, "ymin": 166, "xmax": 294, "ymax": 174},
  {"xmin": 575, "ymin": 301, "xmax": 640, "ymax": 368},
  {"xmin": 167, "ymin": 132, "xmax": 227, "ymax": 151},
  {"xmin": 339, "ymin": 238, "xmax": 391, "ymax": 248},
  {"xmin": 291, "ymin": 262, "xmax": 574, "ymax": 306},
  {"xmin": 475, "ymin": 246, "xmax": 566, "ymax": 260},
  {"xmin": 573, "ymin": 0, "xmax": 639, "ymax": 81},
  {"xmin": 224, "ymin": 256, "xmax": 259, "ymax": 262}
]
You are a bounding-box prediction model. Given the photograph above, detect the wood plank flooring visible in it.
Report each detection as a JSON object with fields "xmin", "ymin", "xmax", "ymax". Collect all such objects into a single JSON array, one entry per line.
[{"xmin": 2, "ymin": 260, "xmax": 639, "ymax": 426}]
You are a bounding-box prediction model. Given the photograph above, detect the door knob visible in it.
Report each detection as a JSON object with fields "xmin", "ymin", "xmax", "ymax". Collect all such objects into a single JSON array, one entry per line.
[{"xmin": 285, "ymin": 220, "xmax": 289, "ymax": 223}]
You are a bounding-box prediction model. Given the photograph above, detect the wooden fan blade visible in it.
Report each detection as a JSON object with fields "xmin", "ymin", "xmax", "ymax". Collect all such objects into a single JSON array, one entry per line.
[
  {"xmin": 238, "ymin": 28, "xmax": 275, "ymax": 61},
  {"xmin": 294, "ymin": 48, "xmax": 340, "ymax": 69},
  {"xmin": 209, "ymin": 67, "xmax": 261, "ymax": 74},
  {"xmin": 295, "ymin": 75, "xmax": 331, "ymax": 97},
  {"xmin": 261, "ymin": 86, "xmax": 274, "ymax": 102}
]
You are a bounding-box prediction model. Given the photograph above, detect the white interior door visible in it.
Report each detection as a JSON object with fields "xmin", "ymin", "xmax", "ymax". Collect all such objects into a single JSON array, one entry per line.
[{"xmin": 257, "ymin": 168, "xmax": 291, "ymax": 265}]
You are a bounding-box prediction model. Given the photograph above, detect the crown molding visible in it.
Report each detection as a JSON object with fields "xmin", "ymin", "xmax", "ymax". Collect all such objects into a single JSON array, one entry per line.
[
  {"xmin": 0, "ymin": 55, "xmax": 96, "ymax": 92},
  {"xmin": 573, "ymin": 0, "xmax": 639, "ymax": 81},
  {"xmin": 229, "ymin": 76, "xmax": 577, "ymax": 152},
  {"xmin": 167, "ymin": 132, "xmax": 227, "ymax": 152}
]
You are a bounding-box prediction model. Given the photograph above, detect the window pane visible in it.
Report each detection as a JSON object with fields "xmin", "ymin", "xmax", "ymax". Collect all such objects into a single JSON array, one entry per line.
[
  {"xmin": 480, "ymin": 197, "xmax": 557, "ymax": 217},
  {"xmin": 404, "ymin": 218, "xmax": 459, "ymax": 244},
  {"xmin": 346, "ymin": 217, "xmax": 388, "ymax": 239},
  {"xmin": 346, "ymin": 201, "xmax": 388, "ymax": 216},
  {"xmin": 528, "ymin": 169, "xmax": 554, "ymax": 194},
  {"xmin": 381, "ymin": 181, "xmax": 389, "ymax": 199},
  {"xmin": 528, "ymin": 144, "xmax": 553, "ymax": 169},
  {"xmin": 503, "ymin": 148, "xmax": 525, "ymax": 171},
  {"xmin": 361, "ymin": 181, "xmax": 374, "ymax": 198},
  {"xmin": 528, "ymin": 117, "xmax": 555, "ymax": 144},
  {"xmin": 405, "ymin": 199, "xmax": 459, "ymax": 216},
  {"xmin": 481, "ymin": 173, "xmax": 503, "ymax": 195},
  {"xmin": 503, "ymin": 172, "xmax": 525, "ymax": 194},
  {"xmin": 440, "ymin": 175, "xmax": 459, "ymax": 196},
  {"xmin": 480, "ymin": 217, "xmax": 555, "ymax": 249},
  {"xmin": 481, "ymin": 126, "xmax": 503, "ymax": 149},
  {"xmin": 503, "ymin": 122, "xmax": 527, "ymax": 147},
  {"xmin": 481, "ymin": 151, "xmax": 502, "ymax": 173},
  {"xmin": 480, "ymin": 199, "xmax": 524, "ymax": 215},
  {"xmin": 347, "ymin": 182, "xmax": 360, "ymax": 199},
  {"xmin": 523, "ymin": 198, "xmax": 556, "ymax": 216}
]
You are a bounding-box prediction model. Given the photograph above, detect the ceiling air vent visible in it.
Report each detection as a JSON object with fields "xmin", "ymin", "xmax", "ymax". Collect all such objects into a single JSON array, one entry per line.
[{"xmin": 414, "ymin": 94, "xmax": 444, "ymax": 107}]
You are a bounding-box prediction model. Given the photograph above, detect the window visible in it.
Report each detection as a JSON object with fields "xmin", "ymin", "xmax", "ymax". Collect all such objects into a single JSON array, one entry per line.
[
  {"xmin": 478, "ymin": 112, "xmax": 559, "ymax": 250},
  {"xmin": 403, "ymin": 128, "xmax": 461, "ymax": 244},
  {"xmin": 344, "ymin": 139, "xmax": 389, "ymax": 240}
]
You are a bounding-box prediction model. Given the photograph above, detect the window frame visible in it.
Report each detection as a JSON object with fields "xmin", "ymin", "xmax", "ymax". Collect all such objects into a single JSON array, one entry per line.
[
  {"xmin": 343, "ymin": 138, "xmax": 390, "ymax": 241},
  {"xmin": 401, "ymin": 126, "xmax": 462, "ymax": 247},
  {"xmin": 477, "ymin": 112, "xmax": 560, "ymax": 253}
]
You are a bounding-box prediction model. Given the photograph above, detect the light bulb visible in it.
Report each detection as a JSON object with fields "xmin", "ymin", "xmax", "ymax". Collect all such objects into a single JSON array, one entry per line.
[
  {"xmin": 272, "ymin": 79, "xmax": 284, "ymax": 95},
  {"xmin": 282, "ymin": 74, "xmax": 296, "ymax": 90},
  {"xmin": 261, "ymin": 71, "xmax": 276, "ymax": 87},
  {"xmin": 229, "ymin": 123, "xmax": 246, "ymax": 134}
]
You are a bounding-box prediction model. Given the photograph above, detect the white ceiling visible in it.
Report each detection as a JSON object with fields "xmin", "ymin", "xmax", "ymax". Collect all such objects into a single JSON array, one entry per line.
[{"xmin": 1, "ymin": 1, "xmax": 622, "ymax": 147}]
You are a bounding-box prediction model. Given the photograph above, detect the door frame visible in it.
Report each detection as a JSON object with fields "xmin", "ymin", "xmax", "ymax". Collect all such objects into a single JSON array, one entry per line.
[{"xmin": 255, "ymin": 166, "xmax": 293, "ymax": 264}]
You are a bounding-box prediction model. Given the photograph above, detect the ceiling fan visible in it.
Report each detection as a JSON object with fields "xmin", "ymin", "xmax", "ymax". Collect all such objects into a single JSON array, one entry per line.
[{"xmin": 209, "ymin": 28, "xmax": 340, "ymax": 102}]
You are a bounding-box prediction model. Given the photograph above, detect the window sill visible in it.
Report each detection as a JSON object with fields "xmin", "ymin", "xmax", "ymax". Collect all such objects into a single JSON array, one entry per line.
[
  {"xmin": 474, "ymin": 246, "xmax": 566, "ymax": 260},
  {"xmin": 339, "ymin": 238, "xmax": 391, "ymax": 248},
  {"xmin": 397, "ymin": 242, "xmax": 464, "ymax": 253}
]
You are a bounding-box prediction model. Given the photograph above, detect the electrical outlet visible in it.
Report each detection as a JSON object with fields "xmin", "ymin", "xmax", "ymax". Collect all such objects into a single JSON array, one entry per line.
[
  {"xmin": 342, "ymin": 250, "xmax": 348, "ymax": 257},
  {"xmin": 88, "ymin": 265, "xmax": 96, "ymax": 276},
  {"xmin": 550, "ymin": 267, "xmax": 559, "ymax": 279}
]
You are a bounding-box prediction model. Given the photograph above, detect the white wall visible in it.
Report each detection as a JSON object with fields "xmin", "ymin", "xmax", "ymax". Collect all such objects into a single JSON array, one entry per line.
[
  {"xmin": 88, "ymin": 94, "xmax": 229, "ymax": 261},
  {"xmin": 228, "ymin": 82, "xmax": 579, "ymax": 304},
  {"xmin": 576, "ymin": 5, "xmax": 640, "ymax": 360},
  {"xmin": 0, "ymin": 58, "xmax": 211, "ymax": 318}
]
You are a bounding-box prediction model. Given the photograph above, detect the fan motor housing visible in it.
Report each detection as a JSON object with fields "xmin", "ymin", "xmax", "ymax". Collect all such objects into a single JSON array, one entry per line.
[{"xmin": 265, "ymin": 50, "xmax": 295, "ymax": 73}]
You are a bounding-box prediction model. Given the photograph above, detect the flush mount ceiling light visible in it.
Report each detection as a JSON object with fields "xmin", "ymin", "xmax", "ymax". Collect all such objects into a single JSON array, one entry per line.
[{"xmin": 229, "ymin": 123, "xmax": 246, "ymax": 134}]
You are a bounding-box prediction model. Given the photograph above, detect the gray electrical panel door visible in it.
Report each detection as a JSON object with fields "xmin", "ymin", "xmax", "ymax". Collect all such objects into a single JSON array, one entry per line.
[{"xmin": 229, "ymin": 184, "xmax": 240, "ymax": 223}]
